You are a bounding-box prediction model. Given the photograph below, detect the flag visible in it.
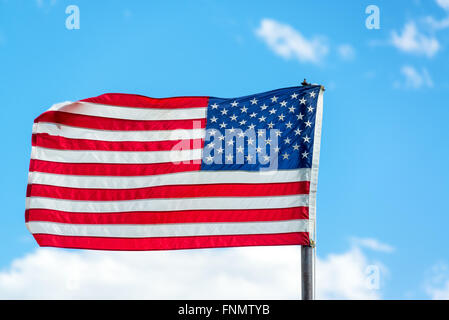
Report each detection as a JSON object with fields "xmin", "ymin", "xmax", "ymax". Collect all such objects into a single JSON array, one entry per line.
[{"xmin": 26, "ymin": 85, "xmax": 324, "ymax": 250}]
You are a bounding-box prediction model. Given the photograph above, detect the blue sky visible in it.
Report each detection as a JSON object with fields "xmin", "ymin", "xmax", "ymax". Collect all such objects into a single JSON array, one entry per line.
[{"xmin": 1, "ymin": 0, "xmax": 449, "ymax": 299}]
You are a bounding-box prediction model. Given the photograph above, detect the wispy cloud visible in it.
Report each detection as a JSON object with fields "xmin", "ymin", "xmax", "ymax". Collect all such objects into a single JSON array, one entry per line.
[
  {"xmin": 391, "ymin": 22, "xmax": 440, "ymax": 57},
  {"xmin": 337, "ymin": 44, "xmax": 356, "ymax": 61},
  {"xmin": 424, "ymin": 0, "xmax": 449, "ymax": 30},
  {"xmin": 255, "ymin": 18, "xmax": 328, "ymax": 64},
  {"xmin": 36, "ymin": 0, "xmax": 57, "ymax": 8},
  {"xmin": 425, "ymin": 262, "xmax": 449, "ymax": 299},
  {"xmin": 351, "ymin": 237, "xmax": 395, "ymax": 253},
  {"xmin": 436, "ymin": 0, "xmax": 449, "ymax": 11},
  {"xmin": 0, "ymin": 244, "xmax": 385, "ymax": 299},
  {"xmin": 395, "ymin": 65, "xmax": 433, "ymax": 89}
]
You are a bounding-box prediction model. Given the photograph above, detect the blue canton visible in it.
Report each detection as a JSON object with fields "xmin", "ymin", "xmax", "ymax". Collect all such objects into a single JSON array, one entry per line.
[{"xmin": 201, "ymin": 86, "xmax": 321, "ymax": 171}]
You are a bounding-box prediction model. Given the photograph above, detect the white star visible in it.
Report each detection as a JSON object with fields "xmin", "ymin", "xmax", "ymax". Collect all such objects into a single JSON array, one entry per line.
[
  {"xmin": 302, "ymin": 151, "xmax": 309, "ymax": 158},
  {"xmin": 258, "ymin": 116, "xmax": 266, "ymax": 122},
  {"xmin": 250, "ymin": 97, "xmax": 258, "ymax": 105},
  {"xmin": 263, "ymin": 155, "xmax": 270, "ymax": 162},
  {"xmin": 239, "ymin": 119, "xmax": 247, "ymax": 125},
  {"xmin": 208, "ymin": 129, "xmax": 217, "ymax": 136},
  {"xmin": 299, "ymin": 97, "xmax": 306, "ymax": 105},
  {"xmin": 230, "ymin": 114, "xmax": 238, "ymax": 121},
  {"xmin": 274, "ymin": 146, "xmax": 280, "ymax": 153},
  {"xmin": 275, "ymin": 130, "xmax": 282, "ymax": 137},
  {"xmin": 260, "ymin": 104, "xmax": 268, "ymax": 110},
  {"xmin": 307, "ymin": 105, "xmax": 314, "ymax": 113},
  {"xmin": 293, "ymin": 143, "xmax": 300, "ymax": 150},
  {"xmin": 221, "ymin": 108, "xmax": 228, "ymax": 115},
  {"xmin": 249, "ymin": 112, "xmax": 257, "ymax": 118},
  {"xmin": 280, "ymin": 100, "xmax": 287, "ymax": 107},
  {"xmin": 265, "ymin": 139, "xmax": 272, "ymax": 145},
  {"xmin": 228, "ymin": 127, "xmax": 236, "ymax": 133},
  {"xmin": 240, "ymin": 106, "xmax": 248, "ymax": 113},
  {"xmin": 294, "ymin": 128, "xmax": 302, "ymax": 136},
  {"xmin": 216, "ymin": 147, "xmax": 224, "ymax": 154},
  {"xmin": 218, "ymin": 135, "xmax": 225, "ymax": 141},
  {"xmin": 245, "ymin": 154, "xmax": 253, "ymax": 161},
  {"xmin": 310, "ymin": 91, "xmax": 316, "ymax": 98},
  {"xmin": 227, "ymin": 140, "xmax": 234, "ymax": 146},
  {"xmin": 305, "ymin": 120, "xmax": 312, "ymax": 127},
  {"xmin": 211, "ymin": 103, "xmax": 219, "ymax": 109},
  {"xmin": 205, "ymin": 155, "xmax": 214, "ymax": 162},
  {"xmin": 257, "ymin": 129, "xmax": 265, "ymax": 137},
  {"xmin": 269, "ymin": 108, "xmax": 277, "ymax": 114},
  {"xmin": 247, "ymin": 137, "xmax": 255, "ymax": 145},
  {"xmin": 285, "ymin": 121, "xmax": 293, "ymax": 129},
  {"xmin": 219, "ymin": 122, "xmax": 227, "ymax": 128},
  {"xmin": 282, "ymin": 152, "xmax": 289, "ymax": 160},
  {"xmin": 226, "ymin": 154, "xmax": 234, "ymax": 162},
  {"xmin": 231, "ymin": 100, "xmax": 239, "ymax": 107},
  {"xmin": 289, "ymin": 106, "xmax": 296, "ymax": 113},
  {"xmin": 211, "ymin": 116, "xmax": 218, "ymax": 123},
  {"xmin": 303, "ymin": 135, "xmax": 311, "ymax": 143},
  {"xmin": 267, "ymin": 122, "xmax": 275, "ymax": 129},
  {"xmin": 236, "ymin": 146, "xmax": 244, "ymax": 153},
  {"xmin": 291, "ymin": 93, "xmax": 298, "ymax": 99},
  {"xmin": 256, "ymin": 146, "xmax": 262, "ymax": 153},
  {"xmin": 207, "ymin": 142, "xmax": 215, "ymax": 148},
  {"xmin": 278, "ymin": 114, "xmax": 285, "ymax": 121},
  {"xmin": 247, "ymin": 123, "xmax": 256, "ymax": 130},
  {"xmin": 284, "ymin": 137, "xmax": 291, "ymax": 144},
  {"xmin": 271, "ymin": 96, "xmax": 278, "ymax": 103},
  {"xmin": 297, "ymin": 113, "xmax": 304, "ymax": 120}
]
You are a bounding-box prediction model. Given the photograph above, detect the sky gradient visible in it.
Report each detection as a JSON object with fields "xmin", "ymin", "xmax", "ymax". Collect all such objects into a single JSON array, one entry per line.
[{"xmin": 0, "ymin": 0, "xmax": 448, "ymax": 299}]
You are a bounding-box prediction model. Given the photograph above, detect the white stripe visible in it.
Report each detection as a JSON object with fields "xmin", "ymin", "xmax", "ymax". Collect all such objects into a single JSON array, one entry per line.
[
  {"xmin": 31, "ymin": 146, "xmax": 202, "ymax": 164},
  {"xmin": 26, "ymin": 219, "xmax": 309, "ymax": 238},
  {"xmin": 34, "ymin": 123, "xmax": 205, "ymax": 142},
  {"xmin": 29, "ymin": 168, "xmax": 311, "ymax": 189},
  {"xmin": 49, "ymin": 101, "xmax": 207, "ymax": 121},
  {"xmin": 26, "ymin": 195, "xmax": 308, "ymax": 212}
]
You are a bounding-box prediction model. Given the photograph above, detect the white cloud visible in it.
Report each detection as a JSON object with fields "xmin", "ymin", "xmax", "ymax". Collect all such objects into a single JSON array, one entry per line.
[
  {"xmin": 396, "ymin": 65, "xmax": 433, "ymax": 89},
  {"xmin": 0, "ymin": 244, "xmax": 386, "ymax": 299},
  {"xmin": 351, "ymin": 237, "xmax": 395, "ymax": 253},
  {"xmin": 337, "ymin": 44, "xmax": 355, "ymax": 60},
  {"xmin": 255, "ymin": 18, "xmax": 328, "ymax": 64},
  {"xmin": 317, "ymin": 247, "xmax": 382, "ymax": 299},
  {"xmin": 425, "ymin": 16, "xmax": 449, "ymax": 30},
  {"xmin": 425, "ymin": 0, "xmax": 449, "ymax": 30},
  {"xmin": 391, "ymin": 22, "xmax": 440, "ymax": 57},
  {"xmin": 436, "ymin": 0, "xmax": 449, "ymax": 11},
  {"xmin": 425, "ymin": 263, "xmax": 449, "ymax": 299}
]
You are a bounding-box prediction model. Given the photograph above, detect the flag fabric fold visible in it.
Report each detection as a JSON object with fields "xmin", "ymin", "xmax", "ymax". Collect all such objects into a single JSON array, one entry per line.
[{"xmin": 26, "ymin": 85, "xmax": 324, "ymax": 250}]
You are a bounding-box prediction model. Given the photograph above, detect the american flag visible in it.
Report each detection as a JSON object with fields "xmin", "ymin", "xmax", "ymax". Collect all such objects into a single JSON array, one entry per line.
[{"xmin": 26, "ymin": 85, "xmax": 324, "ymax": 250}]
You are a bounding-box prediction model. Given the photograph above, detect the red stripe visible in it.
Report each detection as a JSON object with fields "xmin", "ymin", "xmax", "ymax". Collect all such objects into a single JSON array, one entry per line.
[
  {"xmin": 26, "ymin": 207, "xmax": 308, "ymax": 224},
  {"xmin": 80, "ymin": 94, "xmax": 209, "ymax": 109},
  {"xmin": 29, "ymin": 159, "xmax": 201, "ymax": 176},
  {"xmin": 35, "ymin": 110, "xmax": 206, "ymax": 131},
  {"xmin": 27, "ymin": 182, "xmax": 310, "ymax": 201},
  {"xmin": 32, "ymin": 232, "xmax": 309, "ymax": 250},
  {"xmin": 32, "ymin": 133, "xmax": 203, "ymax": 152}
]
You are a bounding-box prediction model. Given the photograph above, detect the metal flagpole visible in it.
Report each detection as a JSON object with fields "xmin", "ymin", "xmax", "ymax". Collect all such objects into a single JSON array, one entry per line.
[{"xmin": 301, "ymin": 244, "xmax": 314, "ymax": 300}]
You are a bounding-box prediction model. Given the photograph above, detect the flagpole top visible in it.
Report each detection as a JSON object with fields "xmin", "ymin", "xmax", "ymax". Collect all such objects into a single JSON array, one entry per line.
[{"xmin": 301, "ymin": 79, "xmax": 325, "ymax": 91}]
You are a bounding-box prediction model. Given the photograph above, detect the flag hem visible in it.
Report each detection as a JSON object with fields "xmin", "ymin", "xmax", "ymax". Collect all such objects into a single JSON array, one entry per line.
[{"xmin": 308, "ymin": 86, "xmax": 324, "ymax": 244}]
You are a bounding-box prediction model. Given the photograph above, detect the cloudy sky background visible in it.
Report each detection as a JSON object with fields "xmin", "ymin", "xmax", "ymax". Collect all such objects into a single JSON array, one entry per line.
[{"xmin": 0, "ymin": 0, "xmax": 449, "ymax": 299}]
